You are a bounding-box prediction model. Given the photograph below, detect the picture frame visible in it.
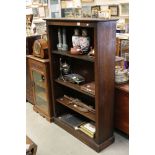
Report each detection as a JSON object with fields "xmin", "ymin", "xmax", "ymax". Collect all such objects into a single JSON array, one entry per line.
[
  {"xmin": 26, "ymin": 14, "xmax": 33, "ymax": 27},
  {"xmin": 74, "ymin": 8, "xmax": 82, "ymax": 18},
  {"xmin": 98, "ymin": 9, "xmax": 111, "ymax": 19},
  {"xmin": 91, "ymin": 5, "xmax": 100, "ymax": 18},
  {"xmin": 50, "ymin": 0, "xmax": 59, "ymax": 4},
  {"xmin": 120, "ymin": 3, "xmax": 129, "ymax": 16},
  {"xmin": 41, "ymin": 0, "xmax": 48, "ymax": 4},
  {"xmin": 82, "ymin": 6, "xmax": 91, "ymax": 18},
  {"xmin": 32, "ymin": 7, "xmax": 40, "ymax": 18},
  {"xmin": 38, "ymin": 6, "xmax": 45, "ymax": 18},
  {"xmin": 61, "ymin": 8, "xmax": 75, "ymax": 18},
  {"xmin": 108, "ymin": 5, "xmax": 119, "ymax": 16}
]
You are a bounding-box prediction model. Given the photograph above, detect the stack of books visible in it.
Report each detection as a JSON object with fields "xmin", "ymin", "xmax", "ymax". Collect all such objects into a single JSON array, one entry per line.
[
  {"xmin": 58, "ymin": 114, "xmax": 85, "ymax": 130},
  {"xmin": 79, "ymin": 122, "xmax": 96, "ymax": 138}
]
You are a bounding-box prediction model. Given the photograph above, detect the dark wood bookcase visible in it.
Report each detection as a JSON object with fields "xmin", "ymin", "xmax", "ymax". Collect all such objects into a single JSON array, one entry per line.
[{"xmin": 45, "ymin": 18, "xmax": 117, "ymax": 152}]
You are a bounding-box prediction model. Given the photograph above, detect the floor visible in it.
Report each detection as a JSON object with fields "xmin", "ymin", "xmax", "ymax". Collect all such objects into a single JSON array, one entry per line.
[{"xmin": 26, "ymin": 102, "xmax": 129, "ymax": 155}]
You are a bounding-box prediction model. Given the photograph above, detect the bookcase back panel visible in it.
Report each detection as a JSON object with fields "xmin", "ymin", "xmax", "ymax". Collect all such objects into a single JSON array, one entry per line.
[
  {"xmin": 48, "ymin": 25, "xmax": 94, "ymax": 51},
  {"xmin": 54, "ymin": 84, "xmax": 95, "ymax": 107},
  {"xmin": 52, "ymin": 54, "xmax": 94, "ymax": 82}
]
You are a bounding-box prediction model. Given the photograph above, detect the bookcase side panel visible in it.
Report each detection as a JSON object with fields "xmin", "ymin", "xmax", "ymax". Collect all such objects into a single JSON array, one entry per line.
[
  {"xmin": 46, "ymin": 24, "xmax": 57, "ymax": 117},
  {"xmin": 95, "ymin": 21, "xmax": 116, "ymax": 143}
]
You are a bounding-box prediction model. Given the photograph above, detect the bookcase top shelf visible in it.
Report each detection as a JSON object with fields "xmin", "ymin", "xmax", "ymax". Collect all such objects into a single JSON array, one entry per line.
[{"xmin": 44, "ymin": 18, "xmax": 118, "ymax": 22}]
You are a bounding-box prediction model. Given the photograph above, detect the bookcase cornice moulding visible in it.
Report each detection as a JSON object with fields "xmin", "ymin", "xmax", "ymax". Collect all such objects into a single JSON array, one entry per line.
[{"xmin": 95, "ymin": 0, "xmax": 129, "ymax": 5}]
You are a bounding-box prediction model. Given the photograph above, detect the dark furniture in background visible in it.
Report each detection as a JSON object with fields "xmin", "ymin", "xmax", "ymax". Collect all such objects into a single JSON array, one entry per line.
[
  {"xmin": 27, "ymin": 55, "xmax": 53, "ymax": 122},
  {"xmin": 114, "ymin": 83, "xmax": 129, "ymax": 134},
  {"xmin": 45, "ymin": 18, "xmax": 117, "ymax": 152},
  {"xmin": 116, "ymin": 37, "xmax": 129, "ymax": 56},
  {"xmin": 26, "ymin": 35, "xmax": 41, "ymax": 55},
  {"xmin": 26, "ymin": 136, "xmax": 37, "ymax": 155},
  {"xmin": 26, "ymin": 35, "xmax": 41, "ymax": 104}
]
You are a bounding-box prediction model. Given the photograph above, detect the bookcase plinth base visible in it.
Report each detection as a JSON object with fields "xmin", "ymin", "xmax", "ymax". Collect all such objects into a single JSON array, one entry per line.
[{"xmin": 54, "ymin": 117, "xmax": 114, "ymax": 152}]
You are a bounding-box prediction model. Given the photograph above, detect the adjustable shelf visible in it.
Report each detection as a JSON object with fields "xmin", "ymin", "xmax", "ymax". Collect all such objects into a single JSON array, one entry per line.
[
  {"xmin": 46, "ymin": 18, "xmax": 117, "ymax": 152},
  {"xmin": 56, "ymin": 97, "xmax": 95, "ymax": 121},
  {"xmin": 55, "ymin": 79, "xmax": 95, "ymax": 98},
  {"xmin": 53, "ymin": 50, "xmax": 94, "ymax": 62}
]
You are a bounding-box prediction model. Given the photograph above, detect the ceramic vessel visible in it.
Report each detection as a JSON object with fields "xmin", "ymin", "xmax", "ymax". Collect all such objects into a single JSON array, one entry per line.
[
  {"xmin": 115, "ymin": 67, "xmax": 129, "ymax": 83},
  {"xmin": 57, "ymin": 28, "xmax": 62, "ymax": 50},
  {"xmin": 62, "ymin": 28, "xmax": 68, "ymax": 51},
  {"xmin": 79, "ymin": 29, "xmax": 90, "ymax": 53},
  {"xmin": 72, "ymin": 29, "xmax": 80, "ymax": 49}
]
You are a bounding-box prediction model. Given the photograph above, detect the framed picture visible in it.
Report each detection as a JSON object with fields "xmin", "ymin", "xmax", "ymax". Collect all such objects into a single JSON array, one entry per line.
[
  {"xmin": 91, "ymin": 5, "xmax": 100, "ymax": 18},
  {"xmin": 42, "ymin": 0, "xmax": 48, "ymax": 4},
  {"xmin": 32, "ymin": 0, "xmax": 41, "ymax": 4},
  {"xmin": 82, "ymin": 6, "xmax": 91, "ymax": 18},
  {"xmin": 120, "ymin": 3, "xmax": 129, "ymax": 16},
  {"xmin": 81, "ymin": 0, "xmax": 94, "ymax": 2},
  {"xmin": 98, "ymin": 9, "xmax": 111, "ymax": 19},
  {"xmin": 109, "ymin": 5, "xmax": 119, "ymax": 16},
  {"xmin": 61, "ymin": 8, "xmax": 75, "ymax": 18},
  {"xmin": 50, "ymin": 0, "xmax": 59, "ymax": 4},
  {"xmin": 32, "ymin": 7, "xmax": 39, "ymax": 18},
  {"xmin": 26, "ymin": 14, "xmax": 33, "ymax": 27},
  {"xmin": 74, "ymin": 8, "xmax": 82, "ymax": 18}
]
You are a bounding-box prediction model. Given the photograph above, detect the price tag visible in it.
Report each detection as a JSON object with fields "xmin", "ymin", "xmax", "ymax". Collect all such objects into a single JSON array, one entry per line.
[{"xmin": 77, "ymin": 22, "xmax": 80, "ymax": 26}]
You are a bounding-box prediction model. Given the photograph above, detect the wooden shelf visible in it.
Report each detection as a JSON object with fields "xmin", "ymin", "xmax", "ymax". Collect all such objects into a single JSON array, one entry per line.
[
  {"xmin": 53, "ymin": 50, "xmax": 94, "ymax": 62},
  {"xmin": 55, "ymin": 79, "xmax": 95, "ymax": 98},
  {"xmin": 56, "ymin": 97, "xmax": 95, "ymax": 122}
]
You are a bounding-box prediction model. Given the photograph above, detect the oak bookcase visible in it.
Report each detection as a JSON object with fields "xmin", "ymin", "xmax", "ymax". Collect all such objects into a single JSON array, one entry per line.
[{"xmin": 45, "ymin": 18, "xmax": 117, "ymax": 152}]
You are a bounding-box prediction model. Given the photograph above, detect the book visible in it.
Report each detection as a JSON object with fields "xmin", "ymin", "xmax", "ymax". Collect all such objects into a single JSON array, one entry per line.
[
  {"xmin": 79, "ymin": 122, "xmax": 96, "ymax": 138},
  {"xmin": 58, "ymin": 114, "xmax": 85, "ymax": 130},
  {"xmin": 79, "ymin": 128, "xmax": 94, "ymax": 138},
  {"xmin": 80, "ymin": 122, "xmax": 96, "ymax": 133}
]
